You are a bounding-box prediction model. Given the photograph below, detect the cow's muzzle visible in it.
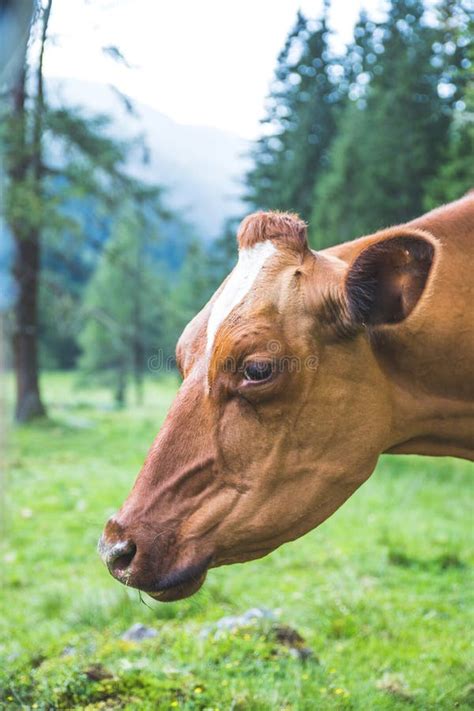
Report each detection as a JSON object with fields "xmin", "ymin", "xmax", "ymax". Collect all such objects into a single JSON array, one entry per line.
[{"xmin": 98, "ymin": 516, "xmax": 211, "ymax": 601}]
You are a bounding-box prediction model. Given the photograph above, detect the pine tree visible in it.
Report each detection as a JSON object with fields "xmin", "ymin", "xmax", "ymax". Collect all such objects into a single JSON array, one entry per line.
[
  {"xmin": 245, "ymin": 12, "xmax": 306, "ymax": 215},
  {"xmin": 2, "ymin": 0, "xmax": 52, "ymax": 421},
  {"xmin": 246, "ymin": 4, "xmax": 344, "ymax": 221},
  {"xmin": 310, "ymin": 102, "xmax": 369, "ymax": 247},
  {"xmin": 424, "ymin": 88, "xmax": 474, "ymax": 207},
  {"xmin": 78, "ymin": 208, "xmax": 168, "ymax": 406},
  {"xmin": 169, "ymin": 240, "xmax": 214, "ymax": 338},
  {"xmin": 207, "ymin": 216, "xmax": 239, "ymax": 290},
  {"xmin": 310, "ymin": 0, "xmax": 469, "ymax": 248},
  {"xmin": 424, "ymin": 3, "xmax": 474, "ymax": 207},
  {"xmin": 1, "ymin": 0, "xmax": 166, "ymax": 420}
]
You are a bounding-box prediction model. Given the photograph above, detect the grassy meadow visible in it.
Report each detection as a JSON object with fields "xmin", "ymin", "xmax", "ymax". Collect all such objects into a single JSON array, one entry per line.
[{"xmin": 1, "ymin": 372, "xmax": 473, "ymax": 710}]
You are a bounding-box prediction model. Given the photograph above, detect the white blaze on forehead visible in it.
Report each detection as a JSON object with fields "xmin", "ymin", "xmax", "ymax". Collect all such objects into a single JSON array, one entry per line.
[{"xmin": 206, "ymin": 241, "xmax": 277, "ymax": 356}]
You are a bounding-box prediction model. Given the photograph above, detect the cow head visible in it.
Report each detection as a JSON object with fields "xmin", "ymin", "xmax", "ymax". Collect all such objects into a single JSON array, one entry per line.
[{"xmin": 99, "ymin": 212, "xmax": 435, "ymax": 600}]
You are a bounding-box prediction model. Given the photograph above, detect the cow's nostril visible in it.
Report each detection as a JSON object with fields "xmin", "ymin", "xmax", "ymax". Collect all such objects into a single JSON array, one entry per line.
[{"xmin": 105, "ymin": 540, "xmax": 137, "ymax": 574}]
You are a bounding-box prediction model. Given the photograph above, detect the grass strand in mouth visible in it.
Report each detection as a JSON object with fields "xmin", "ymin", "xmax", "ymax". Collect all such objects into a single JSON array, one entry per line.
[
  {"xmin": 1, "ymin": 372, "xmax": 472, "ymax": 710},
  {"xmin": 138, "ymin": 590, "xmax": 153, "ymax": 610}
]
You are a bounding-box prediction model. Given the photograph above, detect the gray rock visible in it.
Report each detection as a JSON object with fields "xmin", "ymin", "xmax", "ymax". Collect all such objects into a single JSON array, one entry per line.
[
  {"xmin": 200, "ymin": 609, "xmax": 315, "ymax": 661},
  {"xmin": 121, "ymin": 623, "xmax": 158, "ymax": 641},
  {"xmin": 60, "ymin": 645, "xmax": 76, "ymax": 657},
  {"xmin": 201, "ymin": 608, "xmax": 277, "ymax": 638}
]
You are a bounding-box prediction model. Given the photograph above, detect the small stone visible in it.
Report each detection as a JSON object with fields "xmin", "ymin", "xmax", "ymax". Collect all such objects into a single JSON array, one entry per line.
[
  {"xmin": 60, "ymin": 645, "xmax": 76, "ymax": 657},
  {"xmin": 200, "ymin": 607, "xmax": 276, "ymax": 638},
  {"xmin": 289, "ymin": 646, "xmax": 314, "ymax": 661},
  {"xmin": 31, "ymin": 654, "xmax": 46, "ymax": 668},
  {"xmin": 274, "ymin": 623, "xmax": 305, "ymax": 646},
  {"xmin": 121, "ymin": 623, "xmax": 158, "ymax": 641},
  {"xmin": 84, "ymin": 663, "xmax": 113, "ymax": 681},
  {"xmin": 200, "ymin": 609, "xmax": 315, "ymax": 662},
  {"xmin": 376, "ymin": 672, "xmax": 414, "ymax": 700},
  {"xmin": 273, "ymin": 624, "xmax": 315, "ymax": 661},
  {"xmin": 241, "ymin": 607, "xmax": 276, "ymax": 622}
]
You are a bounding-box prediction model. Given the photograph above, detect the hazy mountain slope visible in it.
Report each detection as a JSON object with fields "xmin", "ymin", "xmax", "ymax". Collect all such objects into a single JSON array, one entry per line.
[{"xmin": 48, "ymin": 77, "xmax": 249, "ymax": 238}]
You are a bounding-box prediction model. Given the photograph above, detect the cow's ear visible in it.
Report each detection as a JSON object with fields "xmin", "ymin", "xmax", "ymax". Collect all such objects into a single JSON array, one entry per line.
[{"xmin": 345, "ymin": 232, "xmax": 436, "ymax": 326}]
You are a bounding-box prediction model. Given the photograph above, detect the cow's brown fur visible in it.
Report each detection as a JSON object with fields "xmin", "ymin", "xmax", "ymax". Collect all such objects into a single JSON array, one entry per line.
[
  {"xmin": 237, "ymin": 211, "xmax": 307, "ymax": 253},
  {"xmin": 100, "ymin": 195, "xmax": 474, "ymax": 601}
]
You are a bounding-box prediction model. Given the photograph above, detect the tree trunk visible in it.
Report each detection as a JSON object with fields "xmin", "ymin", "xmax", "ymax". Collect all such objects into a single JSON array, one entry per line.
[
  {"xmin": 132, "ymin": 225, "xmax": 144, "ymax": 406},
  {"xmin": 13, "ymin": 230, "xmax": 45, "ymax": 422},
  {"xmin": 132, "ymin": 289, "xmax": 144, "ymax": 406},
  {"xmin": 133, "ymin": 343, "xmax": 144, "ymax": 406},
  {"xmin": 115, "ymin": 365, "xmax": 126, "ymax": 408},
  {"xmin": 10, "ymin": 0, "xmax": 52, "ymax": 422},
  {"xmin": 9, "ymin": 62, "xmax": 45, "ymax": 421},
  {"xmin": 0, "ymin": 312, "xmax": 8, "ymax": 540}
]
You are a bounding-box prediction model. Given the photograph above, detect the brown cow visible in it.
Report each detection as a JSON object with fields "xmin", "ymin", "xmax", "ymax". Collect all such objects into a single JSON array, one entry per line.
[{"xmin": 99, "ymin": 194, "xmax": 474, "ymax": 601}]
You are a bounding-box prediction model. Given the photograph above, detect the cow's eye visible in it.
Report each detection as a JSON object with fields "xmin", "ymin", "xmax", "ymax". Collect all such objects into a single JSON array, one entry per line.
[{"xmin": 243, "ymin": 361, "xmax": 274, "ymax": 382}]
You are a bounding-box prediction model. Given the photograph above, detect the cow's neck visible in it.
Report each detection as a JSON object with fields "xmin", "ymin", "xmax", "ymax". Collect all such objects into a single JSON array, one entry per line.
[
  {"xmin": 375, "ymin": 331, "xmax": 474, "ymax": 460},
  {"xmin": 387, "ymin": 387, "xmax": 473, "ymax": 460},
  {"xmin": 349, "ymin": 196, "xmax": 474, "ymax": 461}
]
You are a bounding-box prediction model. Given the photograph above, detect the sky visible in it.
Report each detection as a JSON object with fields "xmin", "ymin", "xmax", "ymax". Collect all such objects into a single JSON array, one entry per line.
[{"xmin": 45, "ymin": 0, "xmax": 386, "ymax": 139}]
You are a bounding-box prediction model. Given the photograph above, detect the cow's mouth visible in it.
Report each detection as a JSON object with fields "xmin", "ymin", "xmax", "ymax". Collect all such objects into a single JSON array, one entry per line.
[
  {"xmin": 145, "ymin": 558, "xmax": 210, "ymax": 602},
  {"xmin": 147, "ymin": 571, "xmax": 207, "ymax": 602}
]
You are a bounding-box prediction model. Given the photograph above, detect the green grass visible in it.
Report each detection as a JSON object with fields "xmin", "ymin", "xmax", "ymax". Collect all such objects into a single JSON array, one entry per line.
[{"xmin": 1, "ymin": 372, "xmax": 473, "ymax": 710}]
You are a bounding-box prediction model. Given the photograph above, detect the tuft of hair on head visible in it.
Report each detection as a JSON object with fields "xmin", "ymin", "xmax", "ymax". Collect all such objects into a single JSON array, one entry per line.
[{"xmin": 237, "ymin": 211, "xmax": 308, "ymax": 253}]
